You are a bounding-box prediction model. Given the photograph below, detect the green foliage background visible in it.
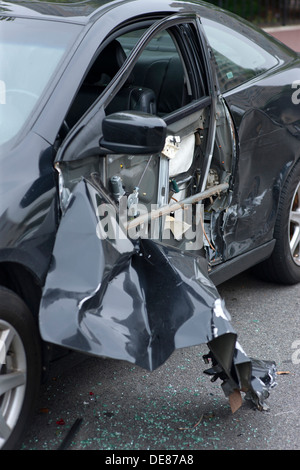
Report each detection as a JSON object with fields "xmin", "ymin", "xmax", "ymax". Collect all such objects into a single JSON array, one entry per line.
[{"xmin": 206, "ymin": 0, "xmax": 298, "ymax": 25}]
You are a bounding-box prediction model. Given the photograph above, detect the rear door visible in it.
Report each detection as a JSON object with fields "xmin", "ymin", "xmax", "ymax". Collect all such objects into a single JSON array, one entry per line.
[{"xmin": 201, "ymin": 14, "xmax": 300, "ymax": 261}]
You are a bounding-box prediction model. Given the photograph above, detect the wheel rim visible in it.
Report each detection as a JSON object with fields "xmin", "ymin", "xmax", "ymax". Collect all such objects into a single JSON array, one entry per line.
[
  {"xmin": 289, "ymin": 181, "xmax": 300, "ymax": 266},
  {"xmin": 0, "ymin": 319, "xmax": 27, "ymax": 449}
]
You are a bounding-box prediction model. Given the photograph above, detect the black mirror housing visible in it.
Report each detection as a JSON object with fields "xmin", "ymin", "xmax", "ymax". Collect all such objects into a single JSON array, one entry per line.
[{"xmin": 100, "ymin": 111, "xmax": 167, "ymax": 155}]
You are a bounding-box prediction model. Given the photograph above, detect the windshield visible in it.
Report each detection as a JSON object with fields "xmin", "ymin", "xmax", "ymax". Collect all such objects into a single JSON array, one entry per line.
[{"xmin": 0, "ymin": 17, "xmax": 81, "ymax": 145}]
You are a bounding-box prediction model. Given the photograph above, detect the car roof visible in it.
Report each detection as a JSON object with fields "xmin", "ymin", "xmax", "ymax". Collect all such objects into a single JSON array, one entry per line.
[
  {"xmin": 0, "ymin": 0, "xmax": 217, "ymax": 24},
  {"xmin": 0, "ymin": 0, "xmax": 115, "ymax": 21}
]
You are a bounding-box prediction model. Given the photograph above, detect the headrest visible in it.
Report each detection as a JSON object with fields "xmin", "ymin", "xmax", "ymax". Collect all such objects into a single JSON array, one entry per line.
[{"xmin": 86, "ymin": 40, "xmax": 133, "ymax": 85}]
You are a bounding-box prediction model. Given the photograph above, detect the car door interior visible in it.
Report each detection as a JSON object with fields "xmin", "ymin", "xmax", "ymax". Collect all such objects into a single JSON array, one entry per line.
[
  {"xmin": 102, "ymin": 26, "xmax": 208, "ymax": 245},
  {"xmin": 66, "ymin": 39, "xmax": 157, "ymax": 127},
  {"xmin": 59, "ymin": 19, "xmax": 235, "ymax": 261}
]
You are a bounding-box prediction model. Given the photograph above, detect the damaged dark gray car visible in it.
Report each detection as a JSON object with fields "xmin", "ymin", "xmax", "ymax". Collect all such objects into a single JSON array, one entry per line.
[{"xmin": 1, "ymin": 0, "xmax": 299, "ymax": 450}]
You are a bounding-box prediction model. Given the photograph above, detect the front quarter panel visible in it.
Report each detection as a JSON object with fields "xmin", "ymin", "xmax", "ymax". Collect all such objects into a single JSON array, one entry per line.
[{"xmin": 0, "ymin": 133, "xmax": 58, "ymax": 282}]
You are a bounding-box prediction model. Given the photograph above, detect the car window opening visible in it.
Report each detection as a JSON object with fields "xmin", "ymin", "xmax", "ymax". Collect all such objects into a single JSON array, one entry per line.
[
  {"xmin": 61, "ymin": 23, "xmax": 234, "ymax": 262},
  {"xmin": 65, "ymin": 24, "xmax": 206, "ymax": 127}
]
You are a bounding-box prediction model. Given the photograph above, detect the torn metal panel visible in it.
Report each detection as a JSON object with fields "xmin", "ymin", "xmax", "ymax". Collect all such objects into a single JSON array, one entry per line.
[
  {"xmin": 246, "ymin": 358, "xmax": 278, "ymax": 411},
  {"xmin": 40, "ymin": 177, "xmax": 276, "ymax": 409},
  {"xmin": 204, "ymin": 345, "xmax": 277, "ymax": 412}
]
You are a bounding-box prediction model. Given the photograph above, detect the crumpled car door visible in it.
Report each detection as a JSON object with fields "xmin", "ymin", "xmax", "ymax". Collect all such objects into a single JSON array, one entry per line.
[
  {"xmin": 39, "ymin": 172, "xmax": 276, "ymax": 410},
  {"xmin": 39, "ymin": 13, "xmax": 277, "ymax": 412}
]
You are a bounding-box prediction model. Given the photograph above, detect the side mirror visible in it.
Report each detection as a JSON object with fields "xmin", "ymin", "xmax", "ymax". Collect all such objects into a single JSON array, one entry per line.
[{"xmin": 100, "ymin": 111, "xmax": 167, "ymax": 155}]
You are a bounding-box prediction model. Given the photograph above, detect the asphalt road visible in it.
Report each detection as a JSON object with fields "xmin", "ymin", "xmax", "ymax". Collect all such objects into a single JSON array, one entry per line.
[{"xmin": 20, "ymin": 269, "xmax": 300, "ymax": 451}]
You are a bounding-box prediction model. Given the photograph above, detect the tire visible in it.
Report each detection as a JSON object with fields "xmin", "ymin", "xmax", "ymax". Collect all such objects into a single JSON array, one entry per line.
[
  {"xmin": 0, "ymin": 287, "xmax": 41, "ymax": 450},
  {"xmin": 257, "ymin": 159, "xmax": 300, "ymax": 284}
]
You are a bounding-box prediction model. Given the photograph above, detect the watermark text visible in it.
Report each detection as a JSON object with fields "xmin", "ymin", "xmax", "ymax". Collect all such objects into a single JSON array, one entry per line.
[
  {"xmin": 95, "ymin": 200, "xmax": 204, "ymax": 251},
  {"xmin": 292, "ymin": 80, "xmax": 300, "ymax": 105}
]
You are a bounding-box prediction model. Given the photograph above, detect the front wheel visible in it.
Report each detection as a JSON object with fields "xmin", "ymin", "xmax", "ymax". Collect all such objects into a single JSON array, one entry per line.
[
  {"xmin": 0, "ymin": 287, "xmax": 41, "ymax": 450},
  {"xmin": 257, "ymin": 160, "xmax": 300, "ymax": 284}
]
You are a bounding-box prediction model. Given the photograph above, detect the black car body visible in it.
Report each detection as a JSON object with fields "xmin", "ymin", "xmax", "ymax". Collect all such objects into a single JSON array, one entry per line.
[{"xmin": 0, "ymin": 0, "xmax": 299, "ymax": 449}]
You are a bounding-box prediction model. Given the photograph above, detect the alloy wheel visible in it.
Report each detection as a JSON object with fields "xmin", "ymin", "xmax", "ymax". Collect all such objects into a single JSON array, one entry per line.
[
  {"xmin": 0, "ymin": 319, "xmax": 26, "ymax": 449},
  {"xmin": 289, "ymin": 181, "xmax": 300, "ymax": 267}
]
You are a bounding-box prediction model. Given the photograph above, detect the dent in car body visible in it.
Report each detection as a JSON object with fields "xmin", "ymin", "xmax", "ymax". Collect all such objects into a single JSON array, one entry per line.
[
  {"xmin": 222, "ymin": 71, "xmax": 300, "ymax": 260},
  {"xmin": 39, "ymin": 176, "xmax": 277, "ymax": 410}
]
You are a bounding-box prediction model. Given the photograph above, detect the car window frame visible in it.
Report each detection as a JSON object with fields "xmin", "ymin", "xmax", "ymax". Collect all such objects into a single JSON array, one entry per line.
[
  {"xmin": 83, "ymin": 13, "xmax": 212, "ymax": 122},
  {"xmin": 108, "ymin": 17, "xmax": 207, "ymax": 111},
  {"xmin": 57, "ymin": 12, "xmax": 215, "ymax": 164}
]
